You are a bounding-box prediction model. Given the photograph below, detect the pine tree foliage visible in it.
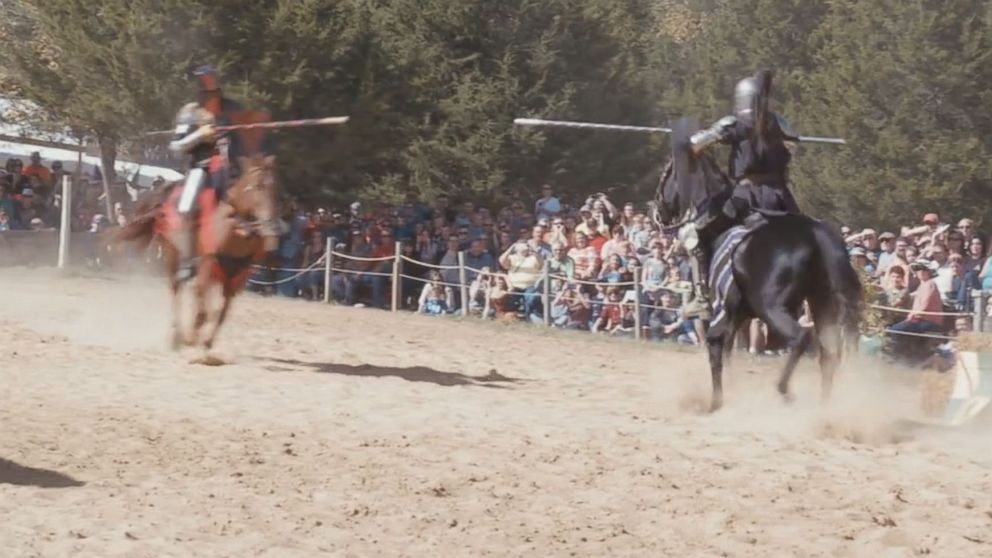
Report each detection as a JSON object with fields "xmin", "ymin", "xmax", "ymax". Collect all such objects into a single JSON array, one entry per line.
[{"xmin": 0, "ymin": 0, "xmax": 989, "ymax": 226}]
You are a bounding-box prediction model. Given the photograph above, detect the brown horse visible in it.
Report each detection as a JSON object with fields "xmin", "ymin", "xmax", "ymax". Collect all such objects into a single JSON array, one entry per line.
[{"xmin": 113, "ymin": 154, "xmax": 279, "ymax": 353}]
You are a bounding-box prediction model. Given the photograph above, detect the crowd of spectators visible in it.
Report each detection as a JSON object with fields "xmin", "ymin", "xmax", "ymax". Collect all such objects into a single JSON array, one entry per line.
[
  {"xmin": 843, "ymin": 215, "xmax": 988, "ymax": 359},
  {"xmin": 257, "ymin": 186, "xmax": 702, "ymax": 344},
  {"xmin": 261, "ymin": 188, "xmax": 991, "ymax": 353},
  {"xmin": 0, "ymin": 153, "xmax": 130, "ymax": 234},
  {"xmin": 4, "ymin": 152, "xmax": 987, "ymax": 354}
]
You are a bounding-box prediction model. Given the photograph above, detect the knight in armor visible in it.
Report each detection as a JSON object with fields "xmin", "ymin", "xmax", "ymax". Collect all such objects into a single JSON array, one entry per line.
[
  {"xmin": 680, "ymin": 69, "xmax": 802, "ymax": 320},
  {"xmin": 167, "ymin": 65, "xmax": 247, "ymax": 282}
]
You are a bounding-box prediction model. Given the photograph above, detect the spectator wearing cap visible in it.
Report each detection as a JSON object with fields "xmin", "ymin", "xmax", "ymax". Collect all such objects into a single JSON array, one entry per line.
[
  {"xmin": 875, "ymin": 231, "xmax": 897, "ymax": 273},
  {"xmin": 534, "ymin": 184, "xmax": 561, "ymax": 221},
  {"xmin": 849, "ymin": 246, "xmax": 874, "ymax": 274},
  {"xmin": 888, "ymin": 259, "xmax": 945, "ymax": 337}
]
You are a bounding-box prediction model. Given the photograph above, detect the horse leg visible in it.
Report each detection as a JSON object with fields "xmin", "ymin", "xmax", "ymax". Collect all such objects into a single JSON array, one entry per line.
[
  {"xmin": 761, "ymin": 308, "xmax": 813, "ymax": 402},
  {"xmin": 170, "ymin": 278, "xmax": 183, "ymax": 351},
  {"xmin": 164, "ymin": 245, "xmax": 184, "ymax": 351},
  {"xmin": 809, "ymin": 297, "xmax": 842, "ymax": 403},
  {"xmin": 706, "ymin": 330, "xmax": 726, "ymax": 412},
  {"xmin": 188, "ymin": 267, "xmax": 211, "ymax": 347},
  {"xmin": 816, "ymin": 323, "xmax": 841, "ymax": 402},
  {"xmin": 204, "ymin": 283, "xmax": 234, "ymax": 351}
]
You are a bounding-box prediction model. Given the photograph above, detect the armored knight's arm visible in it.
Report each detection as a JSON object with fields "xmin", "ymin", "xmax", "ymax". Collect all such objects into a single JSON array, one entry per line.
[
  {"xmin": 689, "ymin": 115, "xmax": 736, "ymax": 155},
  {"xmin": 168, "ymin": 124, "xmax": 216, "ymax": 155}
]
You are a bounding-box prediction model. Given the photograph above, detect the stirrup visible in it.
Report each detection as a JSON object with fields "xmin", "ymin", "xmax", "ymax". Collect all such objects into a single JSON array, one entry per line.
[{"xmin": 175, "ymin": 260, "xmax": 197, "ymax": 283}]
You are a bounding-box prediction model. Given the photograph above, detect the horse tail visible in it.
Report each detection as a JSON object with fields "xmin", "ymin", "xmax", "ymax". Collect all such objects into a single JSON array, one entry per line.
[
  {"xmin": 812, "ymin": 221, "xmax": 863, "ymax": 353},
  {"xmin": 110, "ymin": 182, "xmax": 176, "ymax": 250},
  {"xmin": 111, "ymin": 211, "xmax": 158, "ymax": 250}
]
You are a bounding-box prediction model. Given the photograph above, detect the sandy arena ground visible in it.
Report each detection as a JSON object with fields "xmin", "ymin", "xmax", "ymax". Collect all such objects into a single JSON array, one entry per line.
[{"xmin": 1, "ymin": 267, "xmax": 991, "ymax": 557}]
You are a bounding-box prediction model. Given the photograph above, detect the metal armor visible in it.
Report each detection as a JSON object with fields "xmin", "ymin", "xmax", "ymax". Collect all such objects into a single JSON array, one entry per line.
[
  {"xmin": 690, "ymin": 115, "xmax": 737, "ymax": 155},
  {"xmin": 168, "ymin": 103, "xmax": 217, "ymax": 216},
  {"xmin": 734, "ymin": 77, "xmax": 759, "ymax": 122}
]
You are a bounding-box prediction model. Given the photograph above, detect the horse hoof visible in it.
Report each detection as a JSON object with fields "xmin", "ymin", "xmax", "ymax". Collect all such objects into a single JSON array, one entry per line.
[
  {"xmin": 191, "ymin": 354, "xmax": 227, "ymax": 367},
  {"xmin": 709, "ymin": 398, "xmax": 724, "ymax": 413}
]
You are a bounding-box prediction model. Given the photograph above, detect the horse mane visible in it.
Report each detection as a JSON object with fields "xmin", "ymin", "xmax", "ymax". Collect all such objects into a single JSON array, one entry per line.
[{"xmin": 655, "ymin": 150, "xmax": 733, "ymax": 225}]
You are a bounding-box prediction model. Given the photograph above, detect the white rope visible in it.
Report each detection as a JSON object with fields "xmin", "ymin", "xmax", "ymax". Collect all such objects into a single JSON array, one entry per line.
[
  {"xmin": 330, "ymin": 267, "xmax": 393, "ymax": 278},
  {"xmin": 249, "ymin": 255, "xmax": 327, "ymax": 286},
  {"xmin": 399, "ymin": 254, "xmax": 461, "ymax": 271},
  {"xmin": 869, "ymin": 302, "xmax": 973, "ymax": 317},
  {"xmin": 640, "ymin": 302, "xmax": 685, "ymax": 312},
  {"xmin": 251, "ymin": 261, "xmax": 323, "ymax": 272},
  {"xmin": 884, "ymin": 328, "xmax": 955, "ymax": 341},
  {"xmin": 333, "ymin": 252, "xmax": 394, "ymax": 263}
]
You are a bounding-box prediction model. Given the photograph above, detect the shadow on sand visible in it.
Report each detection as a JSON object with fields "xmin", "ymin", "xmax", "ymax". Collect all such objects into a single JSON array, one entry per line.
[
  {"xmin": 0, "ymin": 458, "xmax": 85, "ymax": 488},
  {"xmin": 264, "ymin": 358, "xmax": 523, "ymax": 389}
]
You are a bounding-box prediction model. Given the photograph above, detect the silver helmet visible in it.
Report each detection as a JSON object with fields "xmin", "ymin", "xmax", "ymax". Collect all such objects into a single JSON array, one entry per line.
[{"xmin": 734, "ymin": 77, "xmax": 758, "ymax": 121}]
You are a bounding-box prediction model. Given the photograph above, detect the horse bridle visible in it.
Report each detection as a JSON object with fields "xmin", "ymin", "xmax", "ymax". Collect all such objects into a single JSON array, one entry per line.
[{"xmin": 651, "ymin": 161, "xmax": 697, "ymax": 233}]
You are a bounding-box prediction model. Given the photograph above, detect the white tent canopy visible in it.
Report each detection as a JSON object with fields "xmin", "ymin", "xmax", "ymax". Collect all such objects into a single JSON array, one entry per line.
[
  {"xmin": 0, "ymin": 97, "xmax": 184, "ymax": 188},
  {"xmin": 0, "ymin": 139, "xmax": 183, "ymax": 188}
]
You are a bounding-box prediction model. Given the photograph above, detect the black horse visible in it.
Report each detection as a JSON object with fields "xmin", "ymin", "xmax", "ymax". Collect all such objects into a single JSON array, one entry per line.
[{"xmin": 655, "ymin": 129, "xmax": 862, "ymax": 412}]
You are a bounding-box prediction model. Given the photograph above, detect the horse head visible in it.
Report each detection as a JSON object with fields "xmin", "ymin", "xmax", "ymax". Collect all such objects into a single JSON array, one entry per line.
[
  {"xmin": 229, "ymin": 154, "xmax": 280, "ymax": 252},
  {"xmin": 654, "ymin": 116, "xmax": 733, "ymax": 229}
]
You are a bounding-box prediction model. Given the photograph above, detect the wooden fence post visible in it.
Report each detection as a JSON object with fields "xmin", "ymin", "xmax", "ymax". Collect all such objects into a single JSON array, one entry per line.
[
  {"xmin": 973, "ymin": 289, "xmax": 986, "ymax": 332},
  {"xmin": 542, "ymin": 260, "xmax": 551, "ymax": 327},
  {"xmin": 58, "ymin": 175, "xmax": 72, "ymax": 268},
  {"xmin": 324, "ymin": 237, "xmax": 335, "ymax": 304},
  {"xmin": 458, "ymin": 251, "xmax": 469, "ymax": 316},
  {"xmin": 633, "ymin": 267, "xmax": 643, "ymax": 341},
  {"xmin": 391, "ymin": 241, "xmax": 402, "ymax": 312}
]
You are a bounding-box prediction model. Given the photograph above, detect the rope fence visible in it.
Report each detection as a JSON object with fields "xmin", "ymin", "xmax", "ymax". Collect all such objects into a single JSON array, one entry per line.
[{"xmin": 246, "ymin": 237, "xmax": 992, "ymax": 347}]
